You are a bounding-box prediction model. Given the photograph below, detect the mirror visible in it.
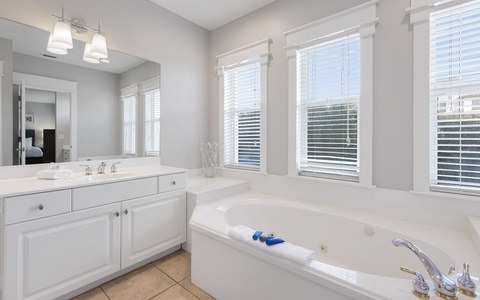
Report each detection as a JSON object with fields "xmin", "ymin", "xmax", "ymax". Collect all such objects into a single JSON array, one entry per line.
[{"xmin": 0, "ymin": 18, "xmax": 161, "ymax": 166}]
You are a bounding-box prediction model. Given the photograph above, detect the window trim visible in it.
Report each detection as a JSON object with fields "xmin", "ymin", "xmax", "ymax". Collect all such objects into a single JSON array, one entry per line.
[
  {"xmin": 121, "ymin": 85, "xmax": 138, "ymax": 157},
  {"xmin": 408, "ymin": 0, "xmax": 479, "ymax": 194},
  {"xmin": 216, "ymin": 38, "xmax": 271, "ymax": 173},
  {"xmin": 284, "ymin": 0, "xmax": 378, "ymax": 185}
]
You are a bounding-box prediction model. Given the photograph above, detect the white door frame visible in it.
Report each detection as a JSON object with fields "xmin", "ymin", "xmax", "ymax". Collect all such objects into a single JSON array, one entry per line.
[{"xmin": 13, "ymin": 72, "xmax": 78, "ymax": 162}]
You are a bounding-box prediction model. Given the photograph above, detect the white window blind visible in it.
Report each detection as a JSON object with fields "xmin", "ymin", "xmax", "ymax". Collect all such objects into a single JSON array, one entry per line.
[
  {"xmin": 122, "ymin": 93, "xmax": 137, "ymax": 156},
  {"xmin": 224, "ymin": 60, "xmax": 261, "ymax": 169},
  {"xmin": 430, "ymin": 0, "xmax": 480, "ymax": 195},
  {"xmin": 297, "ymin": 33, "xmax": 361, "ymax": 181},
  {"xmin": 144, "ymin": 87, "xmax": 160, "ymax": 157}
]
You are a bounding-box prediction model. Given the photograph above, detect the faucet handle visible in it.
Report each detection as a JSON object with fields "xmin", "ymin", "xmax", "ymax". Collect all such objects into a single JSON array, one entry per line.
[
  {"xmin": 400, "ymin": 266, "xmax": 430, "ymax": 299},
  {"xmin": 80, "ymin": 164, "xmax": 92, "ymax": 175},
  {"xmin": 457, "ymin": 263, "xmax": 477, "ymax": 297},
  {"xmin": 111, "ymin": 161, "xmax": 121, "ymax": 173}
]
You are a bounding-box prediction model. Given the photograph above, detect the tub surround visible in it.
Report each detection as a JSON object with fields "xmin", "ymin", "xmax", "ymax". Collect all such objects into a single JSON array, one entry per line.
[
  {"xmin": 0, "ymin": 159, "xmax": 187, "ymax": 300},
  {"xmin": 190, "ymin": 190, "xmax": 480, "ymax": 300}
]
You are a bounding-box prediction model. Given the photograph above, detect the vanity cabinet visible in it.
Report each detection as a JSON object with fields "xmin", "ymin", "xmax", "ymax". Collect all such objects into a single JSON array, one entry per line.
[
  {"xmin": 2, "ymin": 172, "xmax": 186, "ymax": 300},
  {"xmin": 5, "ymin": 203, "xmax": 121, "ymax": 300}
]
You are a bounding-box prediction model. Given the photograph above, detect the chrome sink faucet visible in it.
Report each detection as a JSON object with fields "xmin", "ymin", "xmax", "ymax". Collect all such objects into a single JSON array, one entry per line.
[
  {"xmin": 392, "ymin": 239, "xmax": 457, "ymax": 299},
  {"xmin": 97, "ymin": 161, "xmax": 107, "ymax": 174}
]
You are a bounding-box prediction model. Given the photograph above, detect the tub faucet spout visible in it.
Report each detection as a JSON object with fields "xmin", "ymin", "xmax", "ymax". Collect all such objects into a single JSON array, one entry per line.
[{"xmin": 392, "ymin": 238, "xmax": 457, "ymax": 298}]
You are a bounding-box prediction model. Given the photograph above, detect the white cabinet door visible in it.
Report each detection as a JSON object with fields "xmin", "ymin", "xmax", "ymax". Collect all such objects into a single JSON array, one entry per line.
[
  {"xmin": 121, "ymin": 190, "xmax": 186, "ymax": 268},
  {"xmin": 5, "ymin": 203, "xmax": 121, "ymax": 300}
]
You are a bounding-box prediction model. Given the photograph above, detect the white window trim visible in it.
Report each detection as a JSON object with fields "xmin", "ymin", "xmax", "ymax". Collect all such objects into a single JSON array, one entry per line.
[
  {"xmin": 216, "ymin": 38, "xmax": 271, "ymax": 173},
  {"xmin": 284, "ymin": 0, "xmax": 378, "ymax": 186},
  {"xmin": 407, "ymin": 0, "xmax": 476, "ymax": 193}
]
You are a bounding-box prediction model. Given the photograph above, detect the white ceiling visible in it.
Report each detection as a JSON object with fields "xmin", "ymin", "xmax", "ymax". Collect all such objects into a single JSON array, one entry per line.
[{"xmin": 149, "ymin": 0, "xmax": 278, "ymax": 30}]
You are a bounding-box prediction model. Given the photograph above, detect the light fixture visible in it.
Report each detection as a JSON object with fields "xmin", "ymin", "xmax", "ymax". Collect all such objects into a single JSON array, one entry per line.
[
  {"xmin": 82, "ymin": 43, "xmax": 100, "ymax": 64},
  {"xmin": 47, "ymin": 7, "xmax": 110, "ymax": 64},
  {"xmin": 47, "ymin": 33, "xmax": 68, "ymax": 55},
  {"xmin": 90, "ymin": 21, "xmax": 108, "ymax": 59},
  {"xmin": 49, "ymin": 7, "xmax": 73, "ymax": 52}
]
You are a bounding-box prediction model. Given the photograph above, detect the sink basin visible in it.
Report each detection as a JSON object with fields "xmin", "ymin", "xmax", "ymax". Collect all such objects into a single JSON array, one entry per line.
[{"xmin": 73, "ymin": 172, "xmax": 133, "ymax": 182}]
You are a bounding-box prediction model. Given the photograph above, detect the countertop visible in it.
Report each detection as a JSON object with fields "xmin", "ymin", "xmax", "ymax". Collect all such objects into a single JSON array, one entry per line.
[{"xmin": 0, "ymin": 164, "xmax": 186, "ymax": 198}]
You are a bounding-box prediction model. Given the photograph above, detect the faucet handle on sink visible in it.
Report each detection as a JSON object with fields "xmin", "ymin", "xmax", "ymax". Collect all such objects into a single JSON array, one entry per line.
[
  {"xmin": 457, "ymin": 263, "xmax": 477, "ymax": 297},
  {"xmin": 400, "ymin": 266, "xmax": 430, "ymax": 299},
  {"xmin": 80, "ymin": 164, "xmax": 92, "ymax": 176},
  {"xmin": 111, "ymin": 161, "xmax": 121, "ymax": 173}
]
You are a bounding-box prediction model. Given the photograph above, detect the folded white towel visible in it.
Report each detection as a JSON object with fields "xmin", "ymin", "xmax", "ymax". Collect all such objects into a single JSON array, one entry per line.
[
  {"xmin": 36, "ymin": 168, "xmax": 73, "ymax": 180},
  {"xmin": 228, "ymin": 225, "xmax": 315, "ymax": 266}
]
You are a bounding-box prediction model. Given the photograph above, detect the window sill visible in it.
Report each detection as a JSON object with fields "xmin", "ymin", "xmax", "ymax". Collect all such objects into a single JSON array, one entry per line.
[
  {"xmin": 409, "ymin": 189, "xmax": 480, "ymax": 204},
  {"xmin": 285, "ymin": 174, "xmax": 376, "ymax": 189}
]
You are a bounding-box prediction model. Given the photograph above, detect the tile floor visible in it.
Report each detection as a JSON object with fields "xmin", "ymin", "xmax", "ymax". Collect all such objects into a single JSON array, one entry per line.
[{"xmin": 71, "ymin": 249, "xmax": 215, "ymax": 300}]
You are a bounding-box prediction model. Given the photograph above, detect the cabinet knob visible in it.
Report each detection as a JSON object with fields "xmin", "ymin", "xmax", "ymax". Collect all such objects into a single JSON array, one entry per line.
[
  {"xmin": 171, "ymin": 180, "xmax": 176, "ymax": 186},
  {"xmin": 115, "ymin": 212, "xmax": 120, "ymax": 217},
  {"xmin": 38, "ymin": 203, "xmax": 44, "ymax": 211},
  {"xmin": 124, "ymin": 209, "xmax": 129, "ymax": 215}
]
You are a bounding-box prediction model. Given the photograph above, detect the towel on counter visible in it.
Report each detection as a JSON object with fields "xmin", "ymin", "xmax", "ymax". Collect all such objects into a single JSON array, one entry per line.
[
  {"xmin": 36, "ymin": 168, "xmax": 73, "ymax": 180},
  {"xmin": 228, "ymin": 225, "xmax": 315, "ymax": 266}
]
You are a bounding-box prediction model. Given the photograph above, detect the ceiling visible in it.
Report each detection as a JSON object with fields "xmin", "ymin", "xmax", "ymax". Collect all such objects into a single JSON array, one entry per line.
[{"xmin": 149, "ymin": 0, "xmax": 278, "ymax": 30}]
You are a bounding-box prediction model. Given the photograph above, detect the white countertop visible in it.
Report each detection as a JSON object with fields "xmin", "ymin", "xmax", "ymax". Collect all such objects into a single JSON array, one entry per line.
[{"xmin": 0, "ymin": 164, "xmax": 186, "ymax": 198}]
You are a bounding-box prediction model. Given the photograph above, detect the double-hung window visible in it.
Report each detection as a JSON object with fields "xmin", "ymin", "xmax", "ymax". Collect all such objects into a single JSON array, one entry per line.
[
  {"xmin": 121, "ymin": 86, "xmax": 138, "ymax": 157},
  {"xmin": 143, "ymin": 78, "xmax": 161, "ymax": 157},
  {"xmin": 410, "ymin": 0, "xmax": 480, "ymax": 195},
  {"xmin": 217, "ymin": 39, "xmax": 270, "ymax": 172},
  {"xmin": 296, "ymin": 34, "xmax": 361, "ymax": 181},
  {"xmin": 285, "ymin": 1, "xmax": 377, "ymax": 184}
]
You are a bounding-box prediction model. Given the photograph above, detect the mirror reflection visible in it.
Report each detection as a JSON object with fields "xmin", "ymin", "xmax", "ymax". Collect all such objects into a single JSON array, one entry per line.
[{"xmin": 0, "ymin": 18, "xmax": 161, "ymax": 166}]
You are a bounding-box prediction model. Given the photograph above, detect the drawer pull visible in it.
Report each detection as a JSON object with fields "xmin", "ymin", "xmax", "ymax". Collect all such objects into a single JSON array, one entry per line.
[
  {"xmin": 38, "ymin": 204, "xmax": 44, "ymax": 211},
  {"xmin": 124, "ymin": 209, "xmax": 129, "ymax": 215},
  {"xmin": 115, "ymin": 211, "xmax": 120, "ymax": 217},
  {"xmin": 171, "ymin": 180, "xmax": 176, "ymax": 186}
]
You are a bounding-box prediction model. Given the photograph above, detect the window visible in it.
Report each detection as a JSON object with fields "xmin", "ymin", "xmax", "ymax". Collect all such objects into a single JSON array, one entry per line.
[
  {"xmin": 217, "ymin": 39, "xmax": 270, "ymax": 172},
  {"xmin": 430, "ymin": 0, "xmax": 480, "ymax": 194},
  {"xmin": 410, "ymin": 0, "xmax": 480, "ymax": 195},
  {"xmin": 121, "ymin": 87, "xmax": 138, "ymax": 157},
  {"xmin": 285, "ymin": 1, "xmax": 377, "ymax": 184},
  {"xmin": 224, "ymin": 61, "xmax": 261, "ymax": 169},
  {"xmin": 296, "ymin": 34, "xmax": 360, "ymax": 181},
  {"xmin": 143, "ymin": 79, "xmax": 160, "ymax": 157}
]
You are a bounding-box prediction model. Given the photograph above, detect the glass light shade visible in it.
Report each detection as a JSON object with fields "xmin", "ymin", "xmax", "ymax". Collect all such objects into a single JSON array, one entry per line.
[
  {"xmin": 47, "ymin": 33, "xmax": 68, "ymax": 55},
  {"xmin": 90, "ymin": 33, "xmax": 108, "ymax": 59},
  {"xmin": 83, "ymin": 43, "xmax": 100, "ymax": 64},
  {"xmin": 51, "ymin": 21, "xmax": 73, "ymax": 49}
]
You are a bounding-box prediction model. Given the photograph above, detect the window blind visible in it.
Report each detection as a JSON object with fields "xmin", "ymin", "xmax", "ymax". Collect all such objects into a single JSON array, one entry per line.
[
  {"xmin": 224, "ymin": 60, "xmax": 261, "ymax": 169},
  {"xmin": 430, "ymin": 0, "xmax": 480, "ymax": 194},
  {"xmin": 144, "ymin": 88, "xmax": 160, "ymax": 157},
  {"xmin": 297, "ymin": 33, "xmax": 360, "ymax": 181},
  {"xmin": 122, "ymin": 94, "xmax": 136, "ymax": 156}
]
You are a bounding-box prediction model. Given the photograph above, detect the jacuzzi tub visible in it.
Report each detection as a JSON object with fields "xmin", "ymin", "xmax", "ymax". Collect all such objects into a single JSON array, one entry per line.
[{"xmin": 190, "ymin": 191, "xmax": 480, "ymax": 299}]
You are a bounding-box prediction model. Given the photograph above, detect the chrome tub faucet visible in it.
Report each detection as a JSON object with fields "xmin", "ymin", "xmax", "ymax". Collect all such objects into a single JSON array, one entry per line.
[{"xmin": 392, "ymin": 238, "xmax": 457, "ymax": 299}]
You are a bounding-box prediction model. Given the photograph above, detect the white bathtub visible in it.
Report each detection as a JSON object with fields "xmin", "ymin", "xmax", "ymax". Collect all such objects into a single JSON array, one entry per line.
[{"xmin": 190, "ymin": 191, "xmax": 480, "ymax": 300}]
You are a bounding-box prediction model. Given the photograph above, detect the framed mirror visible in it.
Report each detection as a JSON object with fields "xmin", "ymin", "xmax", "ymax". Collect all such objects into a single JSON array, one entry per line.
[{"xmin": 0, "ymin": 17, "xmax": 161, "ymax": 166}]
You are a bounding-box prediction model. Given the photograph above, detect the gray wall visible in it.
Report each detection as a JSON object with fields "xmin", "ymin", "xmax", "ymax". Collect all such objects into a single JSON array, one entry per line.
[
  {"xmin": 119, "ymin": 61, "xmax": 160, "ymax": 90},
  {"xmin": 0, "ymin": 37, "xmax": 13, "ymax": 165},
  {"xmin": 0, "ymin": 0, "xmax": 209, "ymax": 169},
  {"xmin": 209, "ymin": 0, "xmax": 413, "ymax": 191},
  {"xmin": 13, "ymin": 53, "xmax": 120, "ymax": 159}
]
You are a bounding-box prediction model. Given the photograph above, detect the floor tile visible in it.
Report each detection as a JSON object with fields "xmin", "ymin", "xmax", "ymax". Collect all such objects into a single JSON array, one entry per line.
[
  {"xmin": 151, "ymin": 284, "xmax": 199, "ymax": 300},
  {"xmin": 70, "ymin": 287, "xmax": 109, "ymax": 300},
  {"xmin": 101, "ymin": 264, "xmax": 175, "ymax": 300},
  {"xmin": 180, "ymin": 277, "xmax": 216, "ymax": 300},
  {"xmin": 152, "ymin": 249, "xmax": 191, "ymax": 282}
]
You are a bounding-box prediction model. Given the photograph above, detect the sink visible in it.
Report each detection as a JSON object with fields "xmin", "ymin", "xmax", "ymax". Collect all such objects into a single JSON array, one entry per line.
[{"xmin": 73, "ymin": 172, "xmax": 133, "ymax": 183}]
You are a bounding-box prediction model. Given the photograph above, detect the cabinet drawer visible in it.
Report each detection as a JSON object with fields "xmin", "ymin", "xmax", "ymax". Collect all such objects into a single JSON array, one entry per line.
[
  {"xmin": 4, "ymin": 190, "xmax": 71, "ymax": 225},
  {"xmin": 158, "ymin": 173, "xmax": 186, "ymax": 193},
  {"xmin": 72, "ymin": 177, "xmax": 158, "ymax": 211}
]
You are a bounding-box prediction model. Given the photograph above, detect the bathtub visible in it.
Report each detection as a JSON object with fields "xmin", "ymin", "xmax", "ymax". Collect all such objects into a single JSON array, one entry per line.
[{"xmin": 190, "ymin": 191, "xmax": 480, "ymax": 300}]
